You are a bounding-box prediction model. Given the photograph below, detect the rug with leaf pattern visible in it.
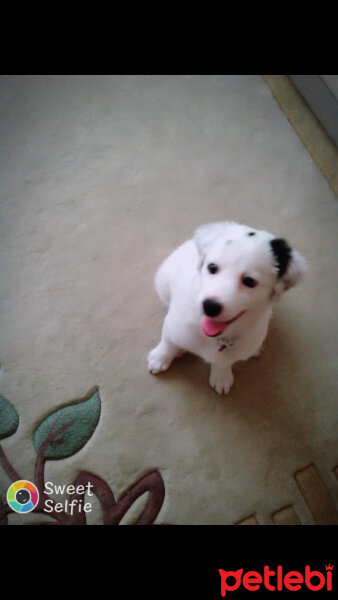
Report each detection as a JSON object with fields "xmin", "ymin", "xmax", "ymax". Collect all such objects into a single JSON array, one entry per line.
[{"xmin": 1, "ymin": 75, "xmax": 337, "ymax": 525}]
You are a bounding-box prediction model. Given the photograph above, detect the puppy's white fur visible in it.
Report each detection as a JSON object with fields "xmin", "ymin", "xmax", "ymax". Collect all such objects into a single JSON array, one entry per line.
[{"xmin": 147, "ymin": 221, "xmax": 307, "ymax": 394}]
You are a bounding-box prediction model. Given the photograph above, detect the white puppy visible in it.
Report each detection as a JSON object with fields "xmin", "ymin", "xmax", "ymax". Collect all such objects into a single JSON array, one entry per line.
[{"xmin": 147, "ymin": 221, "xmax": 307, "ymax": 394}]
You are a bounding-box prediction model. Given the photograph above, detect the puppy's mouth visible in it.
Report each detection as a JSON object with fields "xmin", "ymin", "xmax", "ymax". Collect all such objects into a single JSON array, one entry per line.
[{"xmin": 201, "ymin": 310, "xmax": 246, "ymax": 337}]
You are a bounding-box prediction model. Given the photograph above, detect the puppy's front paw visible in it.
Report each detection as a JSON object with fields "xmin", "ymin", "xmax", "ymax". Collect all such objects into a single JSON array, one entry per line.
[
  {"xmin": 147, "ymin": 346, "xmax": 171, "ymax": 374},
  {"xmin": 209, "ymin": 365, "xmax": 234, "ymax": 395}
]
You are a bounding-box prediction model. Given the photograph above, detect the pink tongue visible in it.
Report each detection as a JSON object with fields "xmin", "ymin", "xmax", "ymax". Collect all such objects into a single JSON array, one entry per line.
[{"xmin": 202, "ymin": 316, "xmax": 228, "ymax": 337}]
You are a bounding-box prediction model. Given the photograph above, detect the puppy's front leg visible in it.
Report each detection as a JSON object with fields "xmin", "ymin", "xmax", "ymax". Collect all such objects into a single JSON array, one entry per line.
[
  {"xmin": 209, "ymin": 361, "xmax": 234, "ymax": 395},
  {"xmin": 147, "ymin": 317, "xmax": 180, "ymax": 374},
  {"xmin": 148, "ymin": 339, "xmax": 180, "ymax": 374}
]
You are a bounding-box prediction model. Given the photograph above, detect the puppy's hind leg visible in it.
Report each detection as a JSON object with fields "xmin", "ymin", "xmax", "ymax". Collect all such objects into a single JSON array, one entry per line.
[{"xmin": 147, "ymin": 316, "xmax": 180, "ymax": 374}]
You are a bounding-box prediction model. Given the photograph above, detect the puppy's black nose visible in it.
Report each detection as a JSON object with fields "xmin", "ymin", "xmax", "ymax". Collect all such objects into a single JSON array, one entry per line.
[{"xmin": 203, "ymin": 299, "xmax": 223, "ymax": 317}]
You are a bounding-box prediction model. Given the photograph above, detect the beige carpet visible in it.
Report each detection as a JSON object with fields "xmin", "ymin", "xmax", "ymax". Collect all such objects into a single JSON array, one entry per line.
[{"xmin": 0, "ymin": 75, "xmax": 337, "ymax": 524}]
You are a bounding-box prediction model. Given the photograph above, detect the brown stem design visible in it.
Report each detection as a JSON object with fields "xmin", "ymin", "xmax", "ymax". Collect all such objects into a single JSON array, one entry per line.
[
  {"xmin": 74, "ymin": 469, "xmax": 165, "ymax": 524},
  {"xmin": 0, "ymin": 444, "xmax": 21, "ymax": 482},
  {"xmin": 0, "ymin": 502, "xmax": 12, "ymax": 522},
  {"xmin": 35, "ymin": 416, "xmax": 75, "ymax": 490},
  {"xmin": 0, "ymin": 415, "xmax": 166, "ymax": 525},
  {"xmin": 0, "ymin": 444, "xmax": 21, "ymax": 523},
  {"xmin": 73, "ymin": 471, "xmax": 116, "ymax": 524},
  {"xmin": 112, "ymin": 470, "xmax": 165, "ymax": 525},
  {"xmin": 34, "ymin": 416, "xmax": 77, "ymax": 523}
]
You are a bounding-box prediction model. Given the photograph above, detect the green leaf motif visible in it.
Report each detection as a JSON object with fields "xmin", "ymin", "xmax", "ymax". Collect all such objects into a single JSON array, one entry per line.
[
  {"xmin": 33, "ymin": 389, "xmax": 101, "ymax": 460},
  {"xmin": 0, "ymin": 395, "xmax": 19, "ymax": 440}
]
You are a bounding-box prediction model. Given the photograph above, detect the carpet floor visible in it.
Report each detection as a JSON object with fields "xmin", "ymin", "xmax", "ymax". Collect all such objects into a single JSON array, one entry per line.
[{"xmin": 0, "ymin": 75, "xmax": 337, "ymax": 524}]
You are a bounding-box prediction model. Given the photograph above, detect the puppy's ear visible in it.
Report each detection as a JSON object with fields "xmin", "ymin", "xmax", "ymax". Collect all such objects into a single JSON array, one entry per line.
[
  {"xmin": 270, "ymin": 238, "xmax": 308, "ymax": 297},
  {"xmin": 194, "ymin": 221, "xmax": 230, "ymax": 267}
]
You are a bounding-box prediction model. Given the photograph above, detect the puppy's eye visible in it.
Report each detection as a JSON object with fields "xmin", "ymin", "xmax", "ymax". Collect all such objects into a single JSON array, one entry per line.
[
  {"xmin": 242, "ymin": 276, "xmax": 257, "ymax": 288},
  {"xmin": 207, "ymin": 263, "xmax": 218, "ymax": 274}
]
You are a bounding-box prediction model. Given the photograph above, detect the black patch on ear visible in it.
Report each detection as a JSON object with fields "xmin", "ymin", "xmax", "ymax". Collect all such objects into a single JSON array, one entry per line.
[{"xmin": 270, "ymin": 238, "xmax": 292, "ymax": 278}]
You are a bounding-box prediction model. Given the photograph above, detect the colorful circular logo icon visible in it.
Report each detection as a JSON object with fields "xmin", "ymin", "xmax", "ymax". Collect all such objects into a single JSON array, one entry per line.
[{"xmin": 7, "ymin": 480, "xmax": 39, "ymax": 513}]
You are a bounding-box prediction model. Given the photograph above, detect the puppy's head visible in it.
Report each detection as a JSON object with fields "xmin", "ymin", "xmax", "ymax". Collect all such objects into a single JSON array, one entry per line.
[{"xmin": 194, "ymin": 221, "xmax": 307, "ymax": 336}]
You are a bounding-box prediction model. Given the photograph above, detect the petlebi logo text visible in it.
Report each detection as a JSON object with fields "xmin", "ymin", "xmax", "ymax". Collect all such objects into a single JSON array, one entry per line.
[
  {"xmin": 43, "ymin": 481, "xmax": 94, "ymax": 515},
  {"xmin": 219, "ymin": 564, "xmax": 334, "ymax": 595}
]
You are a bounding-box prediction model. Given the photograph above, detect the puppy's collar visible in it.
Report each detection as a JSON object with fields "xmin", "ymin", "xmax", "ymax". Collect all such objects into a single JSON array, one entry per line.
[{"xmin": 217, "ymin": 335, "xmax": 240, "ymax": 351}]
